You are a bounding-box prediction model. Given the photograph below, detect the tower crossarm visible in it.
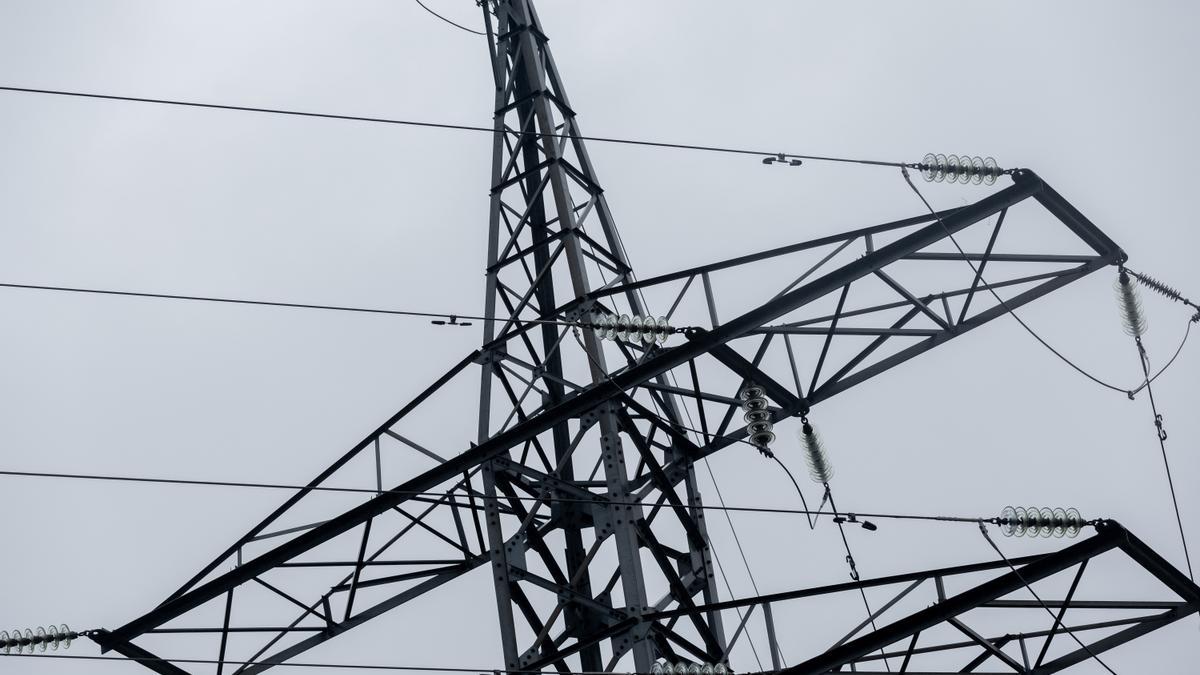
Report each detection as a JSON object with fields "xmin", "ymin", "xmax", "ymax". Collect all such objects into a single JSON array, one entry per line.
[{"xmin": 94, "ymin": 167, "xmax": 1126, "ymax": 673}]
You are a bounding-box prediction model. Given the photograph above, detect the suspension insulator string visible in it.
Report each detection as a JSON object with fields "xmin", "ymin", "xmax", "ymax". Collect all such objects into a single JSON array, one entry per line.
[
  {"xmin": 1115, "ymin": 269, "xmax": 1149, "ymax": 337},
  {"xmin": 739, "ymin": 383, "xmax": 776, "ymax": 456},
  {"xmin": 798, "ymin": 417, "xmax": 834, "ymax": 484}
]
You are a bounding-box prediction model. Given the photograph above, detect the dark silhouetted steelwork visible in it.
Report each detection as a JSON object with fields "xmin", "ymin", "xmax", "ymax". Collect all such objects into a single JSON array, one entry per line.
[{"xmin": 87, "ymin": 2, "xmax": 1197, "ymax": 674}]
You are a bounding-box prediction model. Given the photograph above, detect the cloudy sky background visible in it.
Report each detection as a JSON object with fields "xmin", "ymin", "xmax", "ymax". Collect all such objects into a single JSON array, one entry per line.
[{"xmin": 1, "ymin": 1, "xmax": 1197, "ymax": 673}]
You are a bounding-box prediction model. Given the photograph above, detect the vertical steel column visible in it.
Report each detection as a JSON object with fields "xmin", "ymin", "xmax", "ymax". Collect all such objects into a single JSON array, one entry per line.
[{"xmin": 476, "ymin": 1, "xmax": 720, "ymax": 670}]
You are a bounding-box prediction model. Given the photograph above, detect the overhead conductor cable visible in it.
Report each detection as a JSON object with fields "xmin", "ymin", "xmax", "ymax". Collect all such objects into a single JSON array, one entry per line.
[{"xmin": 1116, "ymin": 267, "xmax": 1194, "ymax": 581}]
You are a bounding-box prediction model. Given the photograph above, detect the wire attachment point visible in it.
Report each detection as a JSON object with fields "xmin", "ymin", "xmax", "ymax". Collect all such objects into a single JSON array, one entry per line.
[
  {"xmin": 762, "ymin": 153, "xmax": 802, "ymax": 167},
  {"xmin": 430, "ymin": 314, "xmax": 473, "ymax": 327}
]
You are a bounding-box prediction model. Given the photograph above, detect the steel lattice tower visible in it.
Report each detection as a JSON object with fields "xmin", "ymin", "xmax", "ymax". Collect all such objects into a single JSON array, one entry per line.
[
  {"xmin": 90, "ymin": 2, "xmax": 1200, "ymax": 673},
  {"xmin": 476, "ymin": 2, "xmax": 722, "ymax": 671}
]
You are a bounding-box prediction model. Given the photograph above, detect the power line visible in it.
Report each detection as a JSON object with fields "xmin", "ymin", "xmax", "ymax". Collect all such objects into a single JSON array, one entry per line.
[
  {"xmin": 0, "ymin": 280, "xmax": 560, "ymax": 330},
  {"xmin": 1129, "ymin": 333, "xmax": 1194, "ymax": 581},
  {"xmin": 0, "ymin": 652, "xmax": 611, "ymax": 673},
  {"xmin": 0, "ymin": 85, "xmax": 912, "ymax": 169},
  {"xmin": 0, "ymin": 468, "xmax": 994, "ymax": 526},
  {"xmin": 412, "ymin": 0, "xmax": 486, "ymax": 35}
]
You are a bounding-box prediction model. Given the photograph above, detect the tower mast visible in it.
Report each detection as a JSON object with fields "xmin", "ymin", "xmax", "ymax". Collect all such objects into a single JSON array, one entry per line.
[{"xmin": 477, "ymin": 2, "xmax": 723, "ymax": 670}]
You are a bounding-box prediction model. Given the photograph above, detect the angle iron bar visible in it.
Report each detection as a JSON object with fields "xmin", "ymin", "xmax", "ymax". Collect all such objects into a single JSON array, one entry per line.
[
  {"xmin": 983, "ymin": 600, "xmax": 1186, "ymax": 610},
  {"xmin": 1033, "ymin": 560, "xmax": 1088, "ymax": 669},
  {"xmin": 756, "ymin": 326, "xmax": 942, "ymax": 337},
  {"xmin": 769, "ymin": 523, "xmax": 1124, "ymax": 675},
  {"xmin": 1034, "ymin": 607, "xmax": 1191, "ymax": 674},
  {"xmin": 830, "ymin": 579, "xmax": 925, "ymax": 650},
  {"xmin": 714, "ymin": 333, "xmax": 775, "ymax": 439},
  {"xmin": 156, "ymin": 352, "xmax": 477, "ymax": 608},
  {"xmin": 957, "ymin": 210, "xmax": 1007, "ymax": 324},
  {"xmin": 905, "ymin": 253, "xmax": 1098, "ymax": 264},
  {"xmin": 857, "ymin": 614, "xmax": 1177, "ymax": 665},
  {"xmin": 235, "ymin": 560, "xmax": 487, "ymax": 675},
  {"xmin": 808, "ymin": 283, "xmax": 851, "ymax": 396},
  {"xmin": 644, "ymin": 551, "xmax": 1051, "ymax": 622},
  {"xmin": 709, "ymin": 343, "xmax": 803, "ymax": 410},
  {"xmin": 807, "ymin": 260, "xmax": 1107, "ymax": 406},
  {"xmin": 943, "ymin": 616, "xmax": 1026, "ymax": 673},
  {"xmin": 958, "ymin": 634, "xmax": 1014, "ymax": 673},
  {"xmin": 775, "ymin": 266, "xmax": 1086, "ymax": 331},
  {"xmin": 1027, "ymin": 175, "xmax": 1124, "ymax": 261},
  {"xmin": 636, "ymin": 519, "xmax": 723, "ymax": 659},
  {"xmin": 873, "ymin": 269, "xmax": 952, "ymax": 331},
  {"xmin": 769, "ymin": 237, "xmax": 859, "ymax": 303},
  {"xmin": 590, "ymin": 209, "xmax": 957, "ymax": 299},
  {"xmin": 814, "ymin": 306, "xmax": 923, "ymax": 392}
]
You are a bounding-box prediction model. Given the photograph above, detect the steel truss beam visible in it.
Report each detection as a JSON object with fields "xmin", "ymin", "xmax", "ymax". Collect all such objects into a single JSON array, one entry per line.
[
  {"xmin": 92, "ymin": 167, "xmax": 1132, "ymax": 674},
  {"xmin": 532, "ymin": 521, "xmax": 1200, "ymax": 673},
  {"xmin": 92, "ymin": 2, "xmax": 1166, "ymax": 674}
]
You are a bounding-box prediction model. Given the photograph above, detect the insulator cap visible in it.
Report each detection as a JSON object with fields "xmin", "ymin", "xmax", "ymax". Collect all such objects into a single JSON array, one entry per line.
[
  {"xmin": 920, "ymin": 153, "xmax": 1002, "ymax": 186},
  {"xmin": 999, "ymin": 506, "xmax": 1083, "ymax": 538}
]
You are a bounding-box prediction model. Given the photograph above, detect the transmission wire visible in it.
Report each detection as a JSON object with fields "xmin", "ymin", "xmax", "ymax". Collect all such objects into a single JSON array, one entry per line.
[
  {"xmin": 0, "ymin": 85, "xmax": 912, "ymax": 169},
  {"xmin": 0, "ymin": 468, "xmax": 994, "ymax": 525},
  {"xmin": 412, "ymin": 0, "xmax": 486, "ymax": 35},
  {"xmin": 825, "ymin": 486, "xmax": 891, "ymax": 672},
  {"xmin": 0, "ymin": 652, "xmax": 620, "ymax": 674},
  {"xmin": 0, "ymin": 280, "xmax": 572, "ymax": 329},
  {"xmin": 1130, "ymin": 337, "xmax": 1194, "ymax": 581}
]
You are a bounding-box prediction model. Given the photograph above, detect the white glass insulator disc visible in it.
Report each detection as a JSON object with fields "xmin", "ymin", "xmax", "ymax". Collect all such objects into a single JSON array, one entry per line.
[
  {"xmin": 1012, "ymin": 507, "xmax": 1028, "ymax": 536},
  {"xmin": 983, "ymin": 157, "xmax": 999, "ymax": 185},
  {"xmin": 1000, "ymin": 506, "xmax": 1017, "ymax": 536},
  {"xmin": 970, "ymin": 156, "xmax": 985, "ymax": 184},
  {"xmin": 945, "ymin": 154, "xmax": 961, "ymax": 183},
  {"xmin": 1051, "ymin": 507, "xmax": 1068, "ymax": 537},
  {"xmin": 958, "ymin": 156, "xmax": 973, "ymax": 184},
  {"xmin": 615, "ymin": 314, "xmax": 631, "ymax": 340},
  {"xmin": 641, "ymin": 318, "xmax": 656, "ymax": 345},
  {"xmin": 1065, "ymin": 507, "xmax": 1083, "ymax": 537},
  {"xmin": 921, "ymin": 153, "xmax": 937, "ymax": 181}
]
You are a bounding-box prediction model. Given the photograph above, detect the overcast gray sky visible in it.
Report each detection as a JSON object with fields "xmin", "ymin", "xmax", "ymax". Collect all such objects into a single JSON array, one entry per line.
[{"xmin": 1, "ymin": 1, "xmax": 1198, "ymax": 674}]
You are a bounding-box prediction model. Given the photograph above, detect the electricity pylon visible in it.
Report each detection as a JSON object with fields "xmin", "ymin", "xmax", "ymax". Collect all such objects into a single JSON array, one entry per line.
[{"xmin": 91, "ymin": 1, "xmax": 1199, "ymax": 673}]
